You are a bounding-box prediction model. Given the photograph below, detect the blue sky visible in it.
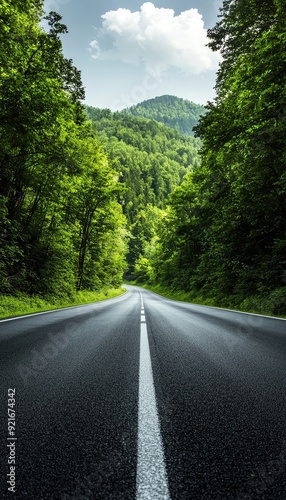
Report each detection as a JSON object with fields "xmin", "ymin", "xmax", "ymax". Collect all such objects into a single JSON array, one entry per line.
[{"xmin": 43, "ymin": 0, "xmax": 223, "ymax": 110}]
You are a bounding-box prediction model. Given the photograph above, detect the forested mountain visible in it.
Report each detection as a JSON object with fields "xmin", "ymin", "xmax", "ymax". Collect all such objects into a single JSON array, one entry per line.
[
  {"xmin": 135, "ymin": 0, "xmax": 286, "ymax": 315},
  {"xmin": 122, "ymin": 95, "xmax": 206, "ymax": 136},
  {"xmin": 85, "ymin": 107, "xmax": 201, "ymax": 274}
]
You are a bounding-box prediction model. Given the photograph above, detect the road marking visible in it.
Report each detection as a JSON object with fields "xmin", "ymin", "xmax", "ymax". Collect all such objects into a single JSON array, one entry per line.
[{"xmin": 136, "ymin": 296, "xmax": 170, "ymax": 499}]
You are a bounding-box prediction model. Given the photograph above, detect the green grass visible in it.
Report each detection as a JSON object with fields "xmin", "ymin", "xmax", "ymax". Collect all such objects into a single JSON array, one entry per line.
[
  {"xmin": 138, "ymin": 283, "xmax": 286, "ymax": 318},
  {"xmin": 139, "ymin": 283, "xmax": 216, "ymax": 305},
  {"xmin": 0, "ymin": 287, "xmax": 126, "ymax": 320}
]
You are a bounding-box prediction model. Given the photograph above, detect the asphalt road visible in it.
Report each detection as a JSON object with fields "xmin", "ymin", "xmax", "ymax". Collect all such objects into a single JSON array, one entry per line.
[{"xmin": 1, "ymin": 285, "xmax": 286, "ymax": 499}]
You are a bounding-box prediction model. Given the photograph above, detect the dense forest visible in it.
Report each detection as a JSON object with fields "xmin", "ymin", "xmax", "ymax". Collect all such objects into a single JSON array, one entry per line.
[
  {"xmin": 122, "ymin": 95, "xmax": 206, "ymax": 136},
  {"xmin": 85, "ymin": 107, "xmax": 200, "ymax": 275},
  {"xmin": 134, "ymin": 0, "xmax": 286, "ymax": 315},
  {"xmin": 1, "ymin": 0, "xmax": 285, "ymax": 316}
]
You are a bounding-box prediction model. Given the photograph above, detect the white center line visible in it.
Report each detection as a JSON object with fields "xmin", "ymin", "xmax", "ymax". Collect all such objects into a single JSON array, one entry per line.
[{"xmin": 136, "ymin": 296, "xmax": 170, "ymax": 499}]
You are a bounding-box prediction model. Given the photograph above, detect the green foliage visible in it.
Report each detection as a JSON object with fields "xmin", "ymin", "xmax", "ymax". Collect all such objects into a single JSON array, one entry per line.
[
  {"xmin": 143, "ymin": 0, "xmax": 286, "ymax": 316},
  {"xmin": 122, "ymin": 95, "xmax": 206, "ymax": 136},
  {"xmin": 0, "ymin": 2, "xmax": 127, "ymax": 298}
]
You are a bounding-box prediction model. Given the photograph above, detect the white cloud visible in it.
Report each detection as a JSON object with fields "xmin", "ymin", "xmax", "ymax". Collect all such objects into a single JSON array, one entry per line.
[{"xmin": 90, "ymin": 2, "xmax": 220, "ymax": 76}]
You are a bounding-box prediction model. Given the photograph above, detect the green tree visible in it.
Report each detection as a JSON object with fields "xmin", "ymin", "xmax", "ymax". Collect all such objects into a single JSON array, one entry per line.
[
  {"xmin": 0, "ymin": 3, "xmax": 127, "ymax": 297},
  {"xmin": 149, "ymin": 0, "xmax": 286, "ymax": 314}
]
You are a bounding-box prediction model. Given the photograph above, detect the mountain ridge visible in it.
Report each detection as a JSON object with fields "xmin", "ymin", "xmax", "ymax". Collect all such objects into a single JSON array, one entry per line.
[{"xmin": 121, "ymin": 95, "xmax": 206, "ymax": 136}]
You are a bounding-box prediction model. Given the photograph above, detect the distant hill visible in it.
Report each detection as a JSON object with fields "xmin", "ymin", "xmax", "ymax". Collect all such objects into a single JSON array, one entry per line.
[{"xmin": 122, "ymin": 95, "xmax": 206, "ymax": 136}]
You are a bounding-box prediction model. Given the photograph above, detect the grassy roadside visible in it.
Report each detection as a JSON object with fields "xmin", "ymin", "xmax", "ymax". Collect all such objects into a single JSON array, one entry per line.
[
  {"xmin": 138, "ymin": 283, "xmax": 286, "ymax": 319},
  {"xmin": 0, "ymin": 287, "xmax": 126, "ymax": 320}
]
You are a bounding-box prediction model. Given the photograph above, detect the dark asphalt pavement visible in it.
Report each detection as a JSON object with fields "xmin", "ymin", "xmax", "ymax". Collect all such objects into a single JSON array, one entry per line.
[{"xmin": 1, "ymin": 285, "xmax": 286, "ymax": 499}]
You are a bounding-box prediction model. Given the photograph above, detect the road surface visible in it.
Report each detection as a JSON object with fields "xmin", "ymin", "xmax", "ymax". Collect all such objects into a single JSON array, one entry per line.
[{"xmin": 1, "ymin": 285, "xmax": 286, "ymax": 499}]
